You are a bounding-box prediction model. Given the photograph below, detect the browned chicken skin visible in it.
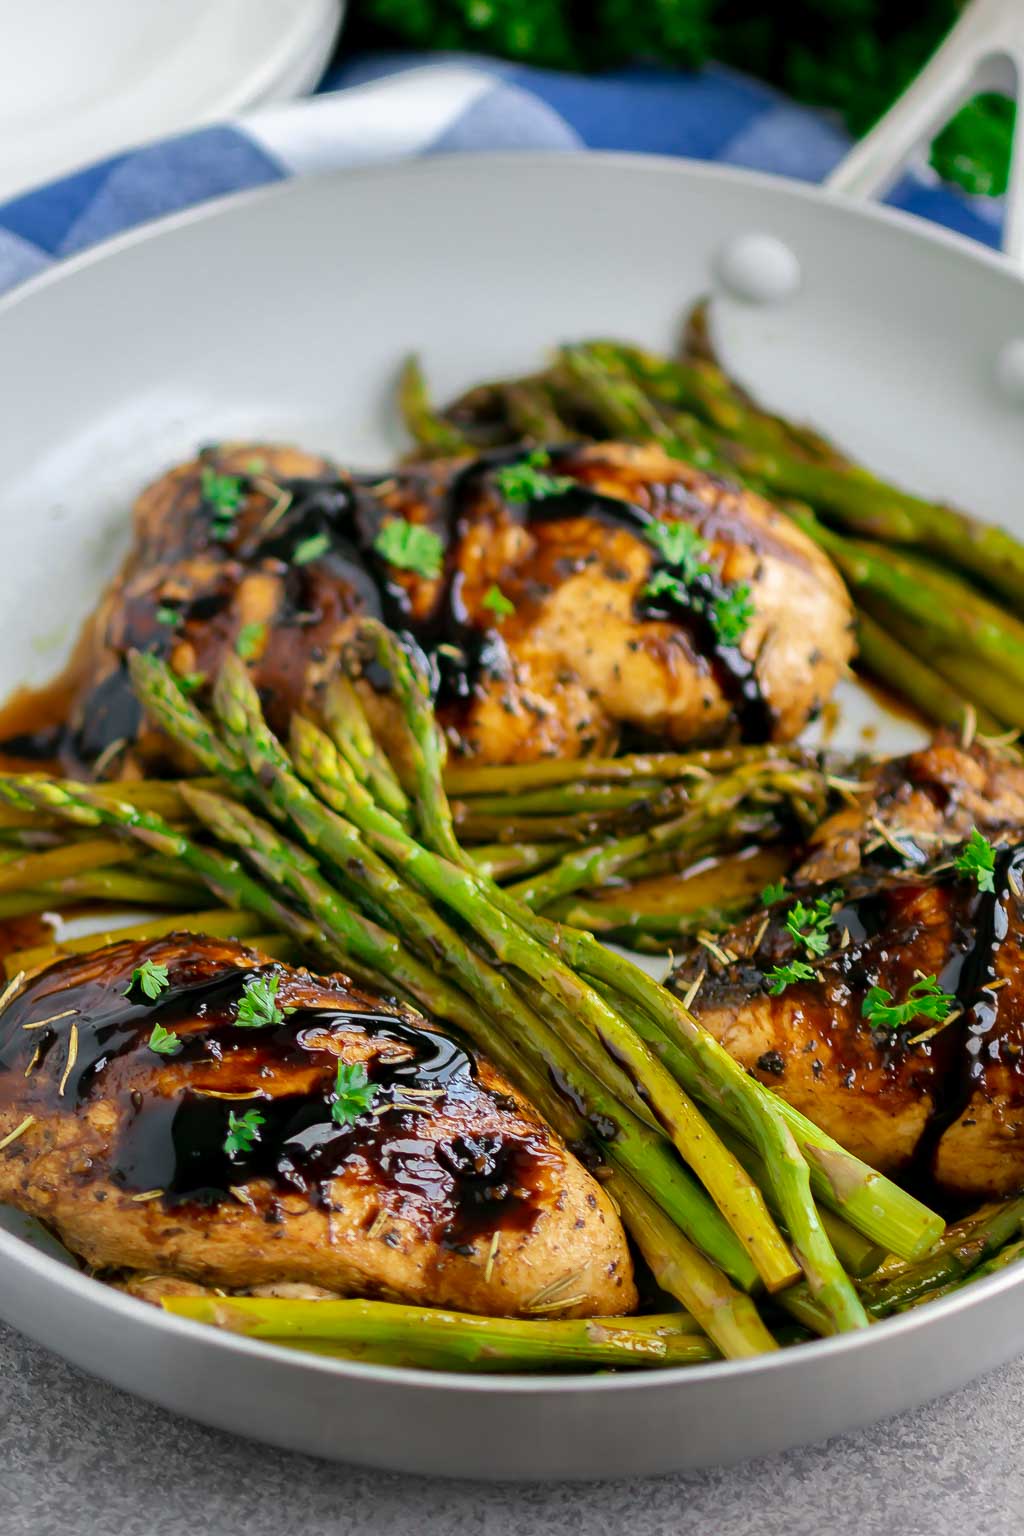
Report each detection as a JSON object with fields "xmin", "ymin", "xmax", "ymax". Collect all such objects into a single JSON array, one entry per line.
[
  {"xmin": 0, "ymin": 937, "xmax": 634, "ymax": 1316},
  {"xmin": 669, "ymin": 742, "xmax": 1024, "ymax": 1199},
  {"xmin": 7, "ymin": 440, "xmax": 853, "ymax": 775}
]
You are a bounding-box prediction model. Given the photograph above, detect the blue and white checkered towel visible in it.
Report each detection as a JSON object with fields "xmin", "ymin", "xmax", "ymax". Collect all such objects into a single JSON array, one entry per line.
[{"xmin": 0, "ymin": 51, "xmax": 1005, "ymax": 296}]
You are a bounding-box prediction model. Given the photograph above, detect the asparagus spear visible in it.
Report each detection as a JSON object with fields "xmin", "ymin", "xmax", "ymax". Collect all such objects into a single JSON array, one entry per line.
[
  {"xmin": 704, "ymin": 1112, "xmax": 886, "ymax": 1279},
  {"xmin": 397, "ymin": 355, "xmax": 472, "ymax": 457},
  {"xmin": 321, "ymin": 674, "xmax": 412, "ymax": 826},
  {"xmin": 857, "ymin": 598, "xmax": 1020, "ymax": 730},
  {"xmin": 0, "ymin": 868, "xmax": 208, "ymax": 920},
  {"xmin": 5, "ymin": 908, "xmax": 273, "ymax": 976},
  {"xmin": 454, "ymin": 782, "xmax": 676, "ymax": 817},
  {"xmin": 781, "ymin": 1196, "xmax": 1024, "ymax": 1334},
  {"xmin": 608, "ymin": 1169, "xmax": 777, "ymax": 1357},
  {"xmin": 467, "ymin": 840, "xmax": 575, "ymax": 881},
  {"xmin": 786, "ymin": 511, "xmax": 1024, "ymax": 693},
  {"xmin": 0, "ymin": 776, "xmax": 380, "ymax": 986},
  {"xmin": 453, "ymin": 809, "xmax": 628, "ymax": 844},
  {"xmin": 854, "ymin": 609, "xmax": 1002, "ymax": 734},
  {"xmin": 501, "ymin": 379, "xmax": 571, "ymax": 443},
  {"xmin": 0, "ymin": 776, "xmax": 214, "ymax": 831},
  {"xmin": 0, "ymin": 836, "xmax": 132, "ymax": 893},
  {"xmin": 129, "ymin": 657, "xmax": 762, "ymax": 1293},
  {"xmin": 161, "ymin": 1296, "xmax": 719, "ymax": 1372},
  {"xmin": 443, "ymin": 745, "xmax": 814, "ymax": 795}
]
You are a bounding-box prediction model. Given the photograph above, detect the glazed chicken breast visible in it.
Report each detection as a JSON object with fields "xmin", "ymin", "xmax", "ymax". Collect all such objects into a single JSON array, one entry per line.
[
  {"xmin": 0, "ymin": 937, "xmax": 634, "ymax": 1316},
  {"xmin": 669, "ymin": 742, "xmax": 1024, "ymax": 1199},
  {"xmin": 5, "ymin": 440, "xmax": 854, "ymax": 776}
]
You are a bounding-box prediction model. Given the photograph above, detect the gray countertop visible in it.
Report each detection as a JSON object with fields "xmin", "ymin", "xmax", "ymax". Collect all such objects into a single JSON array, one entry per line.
[{"xmin": 3, "ymin": 1321, "xmax": 1023, "ymax": 1536}]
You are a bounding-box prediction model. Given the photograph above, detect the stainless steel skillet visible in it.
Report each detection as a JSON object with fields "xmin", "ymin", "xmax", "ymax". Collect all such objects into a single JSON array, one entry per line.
[{"xmin": 0, "ymin": 0, "xmax": 1024, "ymax": 1481}]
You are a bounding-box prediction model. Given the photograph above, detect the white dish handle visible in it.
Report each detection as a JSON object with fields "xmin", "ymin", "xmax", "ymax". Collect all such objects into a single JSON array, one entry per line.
[{"xmin": 826, "ymin": 0, "xmax": 1024, "ymax": 268}]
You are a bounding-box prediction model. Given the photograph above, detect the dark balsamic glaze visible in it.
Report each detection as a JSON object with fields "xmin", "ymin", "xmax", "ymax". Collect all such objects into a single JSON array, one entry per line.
[
  {"xmin": 0, "ymin": 445, "xmax": 773, "ymax": 772},
  {"xmin": 0, "ymin": 942, "xmax": 555, "ymax": 1245},
  {"xmin": 912, "ymin": 845, "xmax": 1024, "ymax": 1175}
]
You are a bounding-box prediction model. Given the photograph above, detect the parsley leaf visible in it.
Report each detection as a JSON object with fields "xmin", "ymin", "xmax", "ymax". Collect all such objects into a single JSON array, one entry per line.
[
  {"xmin": 236, "ymin": 621, "xmax": 266, "ymax": 662},
  {"xmin": 235, "ymin": 972, "xmax": 291, "ymax": 1029},
  {"xmin": 201, "ymin": 467, "xmax": 244, "ymax": 513},
  {"xmin": 373, "ymin": 518, "xmax": 444, "ymax": 579},
  {"xmin": 765, "ymin": 959, "xmax": 816, "ymax": 995},
  {"xmin": 954, "ymin": 827, "xmax": 996, "ymax": 894},
  {"xmin": 224, "ymin": 1109, "xmax": 264, "ymax": 1158},
  {"xmin": 482, "ymin": 584, "xmax": 515, "ymax": 620},
  {"xmin": 147, "ymin": 1022, "xmax": 181, "ymax": 1057},
  {"xmin": 761, "ymin": 880, "xmax": 787, "ymax": 906},
  {"xmin": 331, "ymin": 1060, "xmax": 377, "ymax": 1128},
  {"xmin": 201, "ymin": 468, "xmax": 245, "ymax": 541},
  {"xmin": 494, "ymin": 449, "xmax": 576, "ymax": 504},
  {"xmin": 646, "ymin": 521, "xmax": 712, "ymax": 583},
  {"xmin": 292, "ymin": 531, "xmax": 330, "ymax": 567},
  {"xmin": 126, "ymin": 959, "xmax": 169, "ymax": 1002},
  {"xmin": 785, "ymin": 893, "xmax": 840, "ymax": 958},
  {"xmin": 642, "ymin": 568, "xmax": 690, "ymax": 605},
  {"xmin": 861, "ymin": 975, "xmax": 955, "ymax": 1033},
  {"xmin": 155, "ymin": 606, "xmax": 180, "ymax": 627},
  {"xmin": 710, "ymin": 583, "xmax": 755, "ymax": 647}
]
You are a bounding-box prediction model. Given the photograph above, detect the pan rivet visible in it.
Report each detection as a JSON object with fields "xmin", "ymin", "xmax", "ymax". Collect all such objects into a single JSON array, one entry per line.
[
  {"xmin": 996, "ymin": 339, "xmax": 1024, "ymax": 406},
  {"xmin": 715, "ymin": 234, "xmax": 801, "ymax": 305}
]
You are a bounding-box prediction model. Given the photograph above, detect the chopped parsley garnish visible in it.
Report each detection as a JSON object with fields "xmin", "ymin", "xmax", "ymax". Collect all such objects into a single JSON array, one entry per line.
[
  {"xmin": 954, "ymin": 828, "xmax": 996, "ymax": 894},
  {"xmin": 645, "ymin": 521, "xmax": 712, "ymax": 583},
  {"xmin": 331, "ymin": 1060, "xmax": 377, "ymax": 1128},
  {"xmin": 640, "ymin": 528, "xmax": 754, "ymax": 648},
  {"xmin": 710, "ymin": 583, "xmax": 755, "ymax": 647},
  {"xmin": 235, "ymin": 972, "xmax": 291, "ymax": 1029},
  {"xmin": 126, "ymin": 959, "xmax": 169, "ymax": 1002},
  {"xmin": 482, "ymin": 584, "xmax": 515, "ymax": 620},
  {"xmin": 235, "ymin": 621, "xmax": 267, "ymax": 662},
  {"xmin": 224, "ymin": 1109, "xmax": 264, "ymax": 1158},
  {"xmin": 292, "ymin": 531, "xmax": 330, "ymax": 566},
  {"xmin": 765, "ymin": 959, "xmax": 816, "ymax": 994},
  {"xmin": 761, "ymin": 880, "xmax": 787, "ymax": 906},
  {"xmin": 785, "ymin": 893, "xmax": 840, "ymax": 958},
  {"xmin": 493, "ymin": 449, "xmax": 576, "ymax": 504},
  {"xmin": 201, "ymin": 467, "xmax": 244, "ymax": 513},
  {"xmin": 373, "ymin": 517, "xmax": 444, "ymax": 579},
  {"xmin": 147, "ymin": 1022, "xmax": 181, "ymax": 1057},
  {"xmin": 201, "ymin": 468, "xmax": 245, "ymax": 541},
  {"xmin": 642, "ymin": 568, "xmax": 690, "ymax": 605},
  {"xmin": 861, "ymin": 975, "xmax": 955, "ymax": 1033},
  {"xmin": 155, "ymin": 606, "xmax": 180, "ymax": 627}
]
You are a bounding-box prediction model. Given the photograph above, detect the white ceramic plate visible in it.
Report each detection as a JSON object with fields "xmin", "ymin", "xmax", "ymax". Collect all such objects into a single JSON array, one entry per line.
[
  {"xmin": 0, "ymin": 154, "xmax": 1023, "ymax": 1480},
  {"xmin": 0, "ymin": 0, "xmax": 345, "ymax": 203}
]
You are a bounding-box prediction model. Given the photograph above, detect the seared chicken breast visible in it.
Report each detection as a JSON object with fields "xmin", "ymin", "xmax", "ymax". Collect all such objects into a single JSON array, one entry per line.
[
  {"xmin": 669, "ymin": 743, "xmax": 1024, "ymax": 1198},
  {"xmin": 798, "ymin": 735, "xmax": 1024, "ymax": 886},
  {"xmin": 0, "ymin": 937, "xmax": 634, "ymax": 1316},
  {"xmin": 7, "ymin": 440, "xmax": 853, "ymax": 776}
]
